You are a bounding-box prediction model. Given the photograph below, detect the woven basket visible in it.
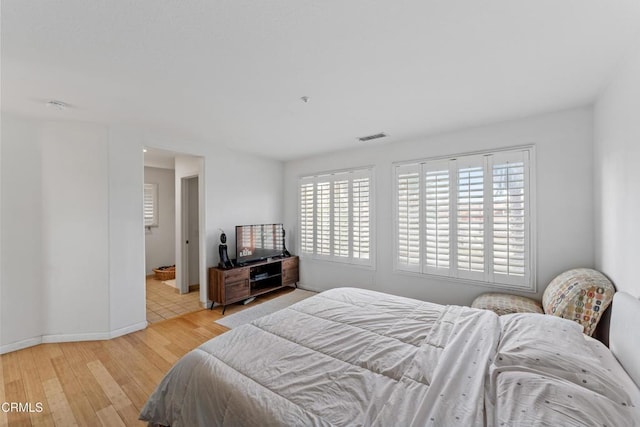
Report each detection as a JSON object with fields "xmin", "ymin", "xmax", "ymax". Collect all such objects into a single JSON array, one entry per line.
[{"xmin": 153, "ymin": 266, "xmax": 175, "ymax": 281}]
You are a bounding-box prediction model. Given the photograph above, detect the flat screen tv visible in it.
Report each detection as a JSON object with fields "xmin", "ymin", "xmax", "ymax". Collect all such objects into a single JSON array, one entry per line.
[{"xmin": 235, "ymin": 223, "xmax": 284, "ymax": 265}]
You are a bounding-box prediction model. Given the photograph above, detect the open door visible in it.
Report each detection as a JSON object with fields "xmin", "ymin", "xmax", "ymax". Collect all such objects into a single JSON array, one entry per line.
[{"xmin": 181, "ymin": 176, "xmax": 200, "ymax": 293}]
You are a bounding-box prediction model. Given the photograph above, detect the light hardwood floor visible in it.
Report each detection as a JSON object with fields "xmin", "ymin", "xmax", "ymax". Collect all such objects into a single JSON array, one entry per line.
[{"xmin": 0, "ymin": 287, "xmax": 295, "ymax": 427}]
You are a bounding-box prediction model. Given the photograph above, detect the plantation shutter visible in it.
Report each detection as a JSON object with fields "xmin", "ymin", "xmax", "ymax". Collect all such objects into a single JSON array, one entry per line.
[
  {"xmin": 394, "ymin": 147, "xmax": 533, "ymax": 290},
  {"xmin": 491, "ymin": 150, "xmax": 530, "ymax": 285},
  {"xmin": 396, "ymin": 164, "xmax": 421, "ymax": 272},
  {"xmin": 352, "ymin": 175, "xmax": 370, "ymax": 261},
  {"xmin": 333, "ymin": 180, "xmax": 350, "ymax": 257},
  {"xmin": 143, "ymin": 183, "xmax": 158, "ymax": 227},
  {"xmin": 299, "ymin": 182, "xmax": 315, "ymax": 254},
  {"xmin": 456, "ymin": 156, "xmax": 485, "ymax": 281},
  {"xmin": 316, "ymin": 181, "xmax": 331, "ymax": 256},
  {"xmin": 424, "ymin": 161, "xmax": 452, "ymax": 274},
  {"xmin": 298, "ymin": 168, "xmax": 373, "ymax": 266}
]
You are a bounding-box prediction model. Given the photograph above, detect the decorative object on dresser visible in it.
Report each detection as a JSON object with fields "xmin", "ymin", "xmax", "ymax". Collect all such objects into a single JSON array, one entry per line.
[
  {"xmin": 209, "ymin": 256, "xmax": 299, "ymax": 314},
  {"xmin": 218, "ymin": 228, "xmax": 234, "ymax": 269}
]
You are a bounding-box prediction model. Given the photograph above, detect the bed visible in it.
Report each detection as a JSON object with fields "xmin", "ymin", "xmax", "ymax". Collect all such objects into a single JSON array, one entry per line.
[{"xmin": 140, "ymin": 287, "xmax": 640, "ymax": 426}]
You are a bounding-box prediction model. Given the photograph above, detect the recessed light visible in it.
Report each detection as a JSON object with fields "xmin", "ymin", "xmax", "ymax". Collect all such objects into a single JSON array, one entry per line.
[
  {"xmin": 143, "ymin": 148, "xmax": 148, "ymax": 153},
  {"xmin": 300, "ymin": 96, "xmax": 310, "ymax": 103},
  {"xmin": 46, "ymin": 100, "xmax": 69, "ymax": 110}
]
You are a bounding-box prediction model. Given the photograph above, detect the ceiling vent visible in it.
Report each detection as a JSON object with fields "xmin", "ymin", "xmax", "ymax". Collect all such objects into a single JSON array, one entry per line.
[
  {"xmin": 46, "ymin": 100, "xmax": 69, "ymax": 110},
  {"xmin": 358, "ymin": 132, "xmax": 387, "ymax": 142}
]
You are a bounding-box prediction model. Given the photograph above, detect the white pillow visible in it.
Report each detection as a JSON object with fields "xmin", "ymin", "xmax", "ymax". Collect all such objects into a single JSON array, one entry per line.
[{"xmin": 493, "ymin": 313, "xmax": 632, "ymax": 406}]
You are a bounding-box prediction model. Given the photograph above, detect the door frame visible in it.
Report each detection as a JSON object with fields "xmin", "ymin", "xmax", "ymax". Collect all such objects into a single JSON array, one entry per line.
[{"xmin": 142, "ymin": 148, "xmax": 207, "ymax": 309}]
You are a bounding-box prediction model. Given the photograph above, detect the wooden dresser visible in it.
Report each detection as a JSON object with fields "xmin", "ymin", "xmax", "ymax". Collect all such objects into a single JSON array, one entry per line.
[{"xmin": 209, "ymin": 256, "xmax": 299, "ymax": 313}]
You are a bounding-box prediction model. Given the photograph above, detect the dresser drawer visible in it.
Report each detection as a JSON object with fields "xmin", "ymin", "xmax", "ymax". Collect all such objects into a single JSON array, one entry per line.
[
  {"xmin": 223, "ymin": 267, "xmax": 249, "ymax": 282},
  {"xmin": 282, "ymin": 257, "xmax": 298, "ymax": 269},
  {"xmin": 282, "ymin": 267, "xmax": 299, "ymax": 284},
  {"xmin": 226, "ymin": 279, "xmax": 250, "ymax": 301}
]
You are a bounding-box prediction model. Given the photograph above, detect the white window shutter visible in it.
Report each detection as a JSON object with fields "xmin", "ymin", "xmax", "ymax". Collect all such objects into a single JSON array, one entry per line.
[
  {"xmin": 352, "ymin": 177, "xmax": 370, "ymax": 261},
  {"xmin": 424, "ymin": 161, "xmax": 451, "ymax": 274},
  {"xmin": 143, "ymin": 183, "xmax": 158, "ymax": 227},
  {"xmin": 491, "ymin": 150, "xmax": 529, "ymax": 286},
  {"xmin": 299, "ymin": 168, "xmax": 374, "ymax": 266},
  {"xmin": 456, "ymin": 156, "xmax": 485, "ymax": 280},
  {"xmin": 299, "ymin": 182, "xmax": 315, "ymax": 254},
  {"xmin": 315, "ymin": 181, "xmax": 331, "ymax": 256},
  {"xmin": 333, "ymin": 180, "xmax": 350, "ymax": 257},
  {"xmin": 396, "ymin": 164, "xmax": 421, "ymax": 272},
  {"xmin": 393, "ymin": 147, "xmax": 534, "ymax": 290}
]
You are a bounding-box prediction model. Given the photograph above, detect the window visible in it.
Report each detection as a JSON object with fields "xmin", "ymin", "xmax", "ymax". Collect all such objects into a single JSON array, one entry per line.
[
  {"xmin": 394, "ymin": 147, "xmax": 534, "ymax": 290},
  {"xmin": 143, "ymin": 183, "xmax": 159, "ymax": 227},
  {"xmin": 299, "ymin": 168, "xmax": 373, "ymax": 266}
]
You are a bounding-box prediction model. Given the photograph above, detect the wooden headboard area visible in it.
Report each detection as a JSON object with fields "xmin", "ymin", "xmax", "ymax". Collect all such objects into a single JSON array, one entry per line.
[{"xmin": 609, "ymin": 292, "xmax": 640, "ymax": 388}]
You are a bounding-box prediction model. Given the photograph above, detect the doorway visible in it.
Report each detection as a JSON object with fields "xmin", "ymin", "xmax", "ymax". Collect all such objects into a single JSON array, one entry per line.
[{"xmin": 143, "ymin": 148, "xmax": 205, "ymax": 323}]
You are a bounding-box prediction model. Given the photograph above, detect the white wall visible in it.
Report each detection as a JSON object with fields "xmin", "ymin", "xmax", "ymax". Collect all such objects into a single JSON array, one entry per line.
[
  {"xmin": 1, "ymin": 117, "xmax": 113, "ymax": 352},
  {"xmin": 144, "ymin": 167, "xmax": 176, "ymax": 275},
  {"xmin": 40, "ymin": 122, "xmax": 110, "ymax": 338},
  {"xmin": 594, "ymin": 35, "xmax": 640, "ymax": 297},
  {"xmin": 0, "ymin": 116, "xmax": 284, "ymax": 353},
  {"xmin": 106, "ymin": 127, "xmax": 147, "ymax": 334},
  {"xmin": 0, "ymin": 115, "xmax": 43, "ymax": 350},
  {"xmin": 284, "ymin": 108, "xmax": 595, "ymax": 305}
]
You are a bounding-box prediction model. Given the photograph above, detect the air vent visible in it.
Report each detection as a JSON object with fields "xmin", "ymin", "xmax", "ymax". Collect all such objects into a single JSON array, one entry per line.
[
  {"xmin": 358, "ymin": 132, "xmax": 387, "ymax": 142},
  {"xmin": 46, "ymin": 100, "xmax": 69, "ymax": 110}
]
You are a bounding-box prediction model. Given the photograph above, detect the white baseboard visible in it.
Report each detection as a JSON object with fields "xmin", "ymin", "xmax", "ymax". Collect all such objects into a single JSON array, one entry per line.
[
  {"xmin": 0, "ymin": 337, "xmax": 43, "ymax": 355},
  {"xmin": 109, "ymin": 321, "xmax": 148, "ymax": 339},
  {"xmin": 0, "ymin": 321, "xmax": 149, "ymax": 354},
  {"xmin": 296, "ymin": 283, "xmax": 322, "ymax": 293},
  {"xmin": 42, "ymin": 331, "xmax": 111, "ymax": 343}
]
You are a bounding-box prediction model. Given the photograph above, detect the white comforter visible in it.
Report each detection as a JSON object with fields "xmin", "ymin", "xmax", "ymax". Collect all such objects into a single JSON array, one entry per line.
[{"xmin": 140, "ymin": 287, "xmax": 640, "ymax": 426}]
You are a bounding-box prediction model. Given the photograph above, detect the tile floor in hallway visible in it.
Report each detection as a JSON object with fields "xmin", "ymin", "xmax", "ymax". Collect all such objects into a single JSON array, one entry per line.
[{"xmin": 145, "ymin": 275, "xmax": 202, "ymax": 323}]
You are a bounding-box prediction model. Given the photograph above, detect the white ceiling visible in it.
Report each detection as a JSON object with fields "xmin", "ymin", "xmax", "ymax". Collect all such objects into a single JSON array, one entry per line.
[
  {"xmin": 144, "ymin": 148, "xmax": 176, "ymax": 170},
  {"xmin": 2, "ymin": 1, "xmax": 640, "ymax": 161}
]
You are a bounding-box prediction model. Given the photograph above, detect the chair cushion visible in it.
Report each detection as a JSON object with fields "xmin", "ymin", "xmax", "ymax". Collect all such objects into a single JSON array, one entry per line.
[
  {"xmin": 542, "ymin": 268, "xmax": 615, "ymax": 336},
  {"xmin": 472, "ymin": 292, "xmax": 543, "ymax": 316}
]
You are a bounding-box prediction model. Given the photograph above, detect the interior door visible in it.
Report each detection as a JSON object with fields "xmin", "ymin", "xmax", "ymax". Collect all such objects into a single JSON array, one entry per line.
[{"xmin": 187, "ymin": 177, "xmax": 200, "ymax": 288}]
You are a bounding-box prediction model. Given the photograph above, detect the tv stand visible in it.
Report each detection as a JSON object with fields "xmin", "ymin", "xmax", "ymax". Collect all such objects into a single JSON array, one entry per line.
[{"xmin": 209, "ymin": 256, "xmax": 299, "ymax": 314}]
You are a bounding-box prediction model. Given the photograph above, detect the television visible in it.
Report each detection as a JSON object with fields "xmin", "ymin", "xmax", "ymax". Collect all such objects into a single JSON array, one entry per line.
[{"xmin": 235, "ymin": 223, "xmax": 285, "ymax": 265}]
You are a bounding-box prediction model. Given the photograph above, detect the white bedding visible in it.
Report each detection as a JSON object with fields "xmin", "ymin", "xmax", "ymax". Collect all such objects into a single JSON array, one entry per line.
[
  {"xmin": 490, "ymin": 313, "xmax": 640, "ymax": 426},
  {"xmin": 140, "ymin": 287, "xmax": 640, "ymax": 426}
]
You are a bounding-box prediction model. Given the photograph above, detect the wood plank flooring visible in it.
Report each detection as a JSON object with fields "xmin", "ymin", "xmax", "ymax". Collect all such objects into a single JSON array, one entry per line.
[{"xmin": 0, "ymin": 287, "xmax": 294, "ymax": 427}]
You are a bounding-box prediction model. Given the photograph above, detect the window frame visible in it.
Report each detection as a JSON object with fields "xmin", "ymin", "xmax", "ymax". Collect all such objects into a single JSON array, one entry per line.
[
  {"xmin": 298, "ymin": 167, "xmax": 375, "ymax": 268},
  {"xmin": 393, "ymin": 146, "xmax": 536, "ymax": 292},
  {"xmin": 143, "ymin": 183, "xmax": 159, "ymax": 228}
]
